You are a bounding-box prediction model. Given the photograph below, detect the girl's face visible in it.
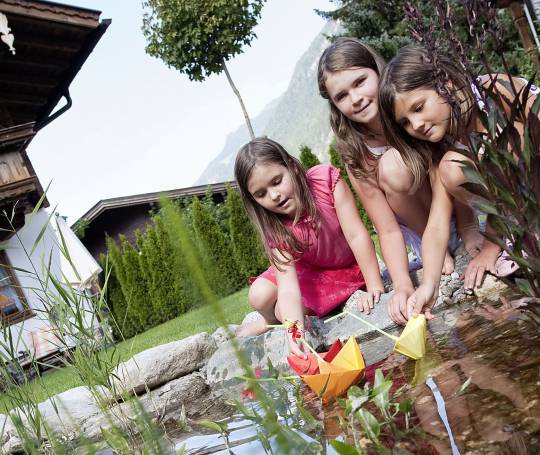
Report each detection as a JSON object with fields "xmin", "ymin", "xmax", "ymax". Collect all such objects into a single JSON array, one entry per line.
[
  {"xmin": 393, "ymin": 87, "xmax": 451, "ymax": 143},
  {"xmin": 247, "ymin": 162, "xmax": 297, "ymax": 218},
  {"xmin": 324, "ymin": 67, "xmax": 380, "ymax": 125}
]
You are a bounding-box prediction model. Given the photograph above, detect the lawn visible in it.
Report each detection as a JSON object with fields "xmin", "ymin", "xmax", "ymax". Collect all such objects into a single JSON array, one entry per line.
[{"xmin": 0, "ymin": 288, "xmax": 251, "ymax": 412}]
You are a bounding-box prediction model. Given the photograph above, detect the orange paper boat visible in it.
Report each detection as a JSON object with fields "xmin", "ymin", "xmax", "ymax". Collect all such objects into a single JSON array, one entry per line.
[{"xmin": 288, "ymin": 336, "xmax": 365, "ymax": 403}]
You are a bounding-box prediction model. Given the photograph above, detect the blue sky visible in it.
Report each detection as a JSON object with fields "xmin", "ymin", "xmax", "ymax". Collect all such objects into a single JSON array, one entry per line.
[{"xmin": 25, "ymin": 0, "xmax": 334, "ymax": 223}]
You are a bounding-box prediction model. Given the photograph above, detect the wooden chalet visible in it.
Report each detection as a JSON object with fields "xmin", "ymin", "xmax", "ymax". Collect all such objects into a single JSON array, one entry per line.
[
  {"xmin": 0, "ymin": 1, "xmax": 108, "ymax": 366},
  {"xmin": 74, "ymin": 182, "xmax": 235, "ymax": 260},
  {"xmin": 0, "ymin": 0, "xmax": 109, "ymax": 238}
]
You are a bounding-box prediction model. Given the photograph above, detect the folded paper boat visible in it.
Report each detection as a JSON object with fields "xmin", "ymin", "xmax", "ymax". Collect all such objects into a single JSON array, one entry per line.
[
  {"xmin": 393, "ymin": 314, "xmax": 426, "ymax": 360},
  {"xmin": 287, "ymin": 336, "xmax": 365, "ymax": 402}
]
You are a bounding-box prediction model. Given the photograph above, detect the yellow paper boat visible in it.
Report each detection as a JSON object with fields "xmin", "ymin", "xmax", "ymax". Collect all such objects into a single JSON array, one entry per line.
[
  {"xmin": 393, "ymin": 314, "xmax": 426, "ymax": 359},
  {"xmin": 301, "ymin": 336, "xmax": 365, "ymax": 403},
  {"xmin": 326, "ymin": 310, "xmax": 426, "ymax": 360}
]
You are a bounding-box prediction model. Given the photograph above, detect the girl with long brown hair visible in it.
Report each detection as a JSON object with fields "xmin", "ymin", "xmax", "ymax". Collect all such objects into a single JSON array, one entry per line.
[
  {"xmin": 318, "ymin": 37, "xmax": 476, "ymax": 324},
  {"xmin": 234, "ymin": 138, "xmax": 383, "ymax": 358},
  {"xmin": 378, "ymin": 45, "xmax": 538, "ymax": 318}
]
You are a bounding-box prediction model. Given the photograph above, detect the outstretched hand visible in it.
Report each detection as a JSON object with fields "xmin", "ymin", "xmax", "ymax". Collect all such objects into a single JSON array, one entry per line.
[
  {"xmin": 288, "ymin": 334, "xmax": 307, "ymax": 359},
  {"xmin": 357, "ymin": 289, "xmax": 383, "ymax": 314},
  {"xmin": 406, "ymin": 283, "xmax": 438, "ymax": 320},
  {"xmin": 387, "ymin": 287, "xmax": 414, "ymax": 325},
  {"xmin": 462, "ymin": 246, "xmax": 500, "ymax": 290}
]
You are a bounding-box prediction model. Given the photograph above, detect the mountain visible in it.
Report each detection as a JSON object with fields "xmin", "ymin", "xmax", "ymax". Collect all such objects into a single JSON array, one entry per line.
[{"xmin": 195, "ymin": 21, "xmax": 338, "ymax": 185}]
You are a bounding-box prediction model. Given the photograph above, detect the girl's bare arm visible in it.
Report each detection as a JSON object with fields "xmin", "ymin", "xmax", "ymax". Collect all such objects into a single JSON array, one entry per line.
[
  {"xmin": 347, "ymin": 168, "xmax": 414, "ymax": 323},
  {"xmin": 407, "ymin": 168, "xmax": 453, "ymax": 318},
  {"xmin": 346, "ymin": 168, "xmax": 413, "ymax": 290},
  {"xmin": 333, "ymin": 178, "xmax": 384, "ymax": 299},
  {"xmin": 421, "ymin": 168, "xmax": 454, "ymax": 286},
  {"xmin": 272, "ymin": 250, "xmax": 306, "ymax": 358}
]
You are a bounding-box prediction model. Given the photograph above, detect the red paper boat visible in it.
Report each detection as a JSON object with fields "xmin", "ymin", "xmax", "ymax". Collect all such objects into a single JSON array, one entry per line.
[{"xmin": 287, "ymin": 339, "xmax": 343, "ymax": 375}]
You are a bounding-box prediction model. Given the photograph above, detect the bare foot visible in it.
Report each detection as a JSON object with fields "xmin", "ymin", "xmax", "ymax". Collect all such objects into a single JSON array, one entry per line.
[
  {"xmin": 459, "ymin": 224, "xmax": 484, "ymax": 258},
  {"xmin": 442, "ymin": 250, "xmax": 455, "ymax": 275},
  {"xmin": 236, "ymin": 317, "xmax": 270, "ymax": 337}
]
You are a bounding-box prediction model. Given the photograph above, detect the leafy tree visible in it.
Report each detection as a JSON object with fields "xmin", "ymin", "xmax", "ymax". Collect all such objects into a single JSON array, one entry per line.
[
  {"xmin": 142, "ymin": 0, "xmax": 265, "ymax": 139},
  {"xmin": 299, "ymin": 145, "xmax": 321, "ymax": 169},
  {"xmin": 191, "ymin": 197, "xmax": 243, "ymax": 296},
  {"xmin": 226, "ymin": 185, "xmax": 268, "ymax": 280},
  {"xmin": 329, "ymin": 142, "xmax": 375, "ymax": 235},
  {"xmin": 318, "ymin": 0, "xmax": 533, "ymax": 76}
]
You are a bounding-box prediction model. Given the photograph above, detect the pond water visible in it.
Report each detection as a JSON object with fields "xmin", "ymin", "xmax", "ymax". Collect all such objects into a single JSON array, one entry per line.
[{"xmin": 152, "ymin": 300, "xmax": 540, "ymax": 454}]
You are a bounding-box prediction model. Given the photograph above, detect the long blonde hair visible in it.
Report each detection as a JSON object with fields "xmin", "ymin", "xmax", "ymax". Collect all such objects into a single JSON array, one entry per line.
[
  {"xmin": 234, "ymin": 138, "xmax": 319, "ymax": 269},
  {"xmin": 318, "ymin": 37, "xmax": 386, "ymax": 179},
  {"xmin": 378, "ymin": 46, "xmax": 476, "ymax": 190}
]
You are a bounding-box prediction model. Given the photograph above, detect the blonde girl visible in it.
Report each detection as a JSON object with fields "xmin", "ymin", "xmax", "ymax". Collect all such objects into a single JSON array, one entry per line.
[
  {"xmin": 234, "ymin": 138, "xmax": 383, "ymax": 358},
  {"xmin": 317, "ymin": 37, "xmax": 476, "ymax": 324},
  {"xmin": 378, "ymin": 45, "xmax": 538, "ymax": 318}
]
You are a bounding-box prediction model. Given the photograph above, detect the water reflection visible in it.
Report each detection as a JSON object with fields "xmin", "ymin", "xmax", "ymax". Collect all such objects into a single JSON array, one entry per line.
[
  {"xmin": 410, "ymin": 300, "xmax": 540, "ymax": 453},
  {"xmin": 172, "ymin": 299, "xmax": 540, "ymax": 454}
]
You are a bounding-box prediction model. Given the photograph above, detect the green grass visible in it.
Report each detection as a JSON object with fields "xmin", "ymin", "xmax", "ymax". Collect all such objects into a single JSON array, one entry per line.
[{"xmin": 0, "ymin": 288, "xmax": 251, "ymax": 412}]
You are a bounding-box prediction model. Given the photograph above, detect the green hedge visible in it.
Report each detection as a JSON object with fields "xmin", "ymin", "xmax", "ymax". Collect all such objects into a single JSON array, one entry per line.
[{"xmin": 102, "ymin": 188, "xmax": 267, "ymax": 339}]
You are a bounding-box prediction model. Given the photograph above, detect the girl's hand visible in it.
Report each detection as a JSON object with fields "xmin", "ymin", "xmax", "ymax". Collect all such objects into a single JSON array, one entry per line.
[
  {"xmin": 357, "ymin": 289, "xmax": 383, "ymax": 314},
  {"xmin": 285, "ymin": 319, "xmax": 307, "ymax": 359},
  {"xmin": 388, "ymin": 286, "xmax": 414, "ymax": 325},
  {"xmin": 462, "ymin": 244, "xmax": 500, "ymax": 290},
  {"xmin": 287, "ymin": 332, "xmax": 307, "ymax": 359},
  {"xmin": 407, "ymin": 283, "xmax": 438, "ymax": 320}
]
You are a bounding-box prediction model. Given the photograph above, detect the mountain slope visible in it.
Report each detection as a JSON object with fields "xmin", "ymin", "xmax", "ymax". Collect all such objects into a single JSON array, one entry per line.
[{"xmin": 195, "ymin": 21, "xmax": 337, "ymax": 185}]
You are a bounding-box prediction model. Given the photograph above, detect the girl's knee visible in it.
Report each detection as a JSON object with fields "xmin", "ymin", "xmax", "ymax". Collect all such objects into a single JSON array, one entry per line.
[
  {"xmin": 378, "ymin": 149, "xmax": 415, "ymax": 194},
  {"xmin": 248, "ymin": 278, "xmax": 277, "ymax": 311}
]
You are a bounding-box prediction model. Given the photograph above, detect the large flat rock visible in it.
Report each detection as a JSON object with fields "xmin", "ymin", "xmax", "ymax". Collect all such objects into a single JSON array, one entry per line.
[{"xmin": 111, "ymin": 332, "xmax": 216, "ymax": 397}]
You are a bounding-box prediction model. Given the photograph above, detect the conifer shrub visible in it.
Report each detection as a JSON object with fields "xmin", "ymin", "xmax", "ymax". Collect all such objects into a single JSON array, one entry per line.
[
  {"xmin": 299, "ymin": 145, "xmax": 321, "ymax": 169},
  {"xmin": 150, "ymin": 217, "xmax": 190, "ymax": 318},
  {"xmin": 191, "ymin": 197, "xmax": 243, "ymax": 296},
  {"xmin": 118, "ymin": 234, "xmax": 152, "ymax": 334},
  {"xmin": 98, "ymin": 252, "xmax": 126, "ymax": 341},
  {"xmin": 105, "ymin": 236, "xmax": 138, "ymax": 339},
  {"xmin": 329, "ymin": 142, "xmax": 375, "ymax": 235},
  {"xmin": 226, "ymin": 185, "xmax": 268, "ymax": 280}
]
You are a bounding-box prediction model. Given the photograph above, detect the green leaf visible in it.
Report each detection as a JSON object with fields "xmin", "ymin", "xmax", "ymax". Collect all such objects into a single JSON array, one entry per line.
[
  {"xmin": 197, "ymin": 419, "xmax": 228, "ymax": 434},
  {"xmin": 455, "ymin": 377, "xmax": 472, "ymax": 396},
  {"xmin": 329, "ymin": 439, "xmax": 360, "ymax": 455},
  {"xmin": 27, "ymin": 181, "xmax": 52, "ymax": 227},
  {"xmin": 398, "ymin": 398, "xmax": 413, "ymax": 413},
  {"xmin": 30, "ymin": 206, "xmax": 57, "ymax": 256},
  {"xmin": 357, "ymin": 408, "xmax": 381, "ymax": 441}
]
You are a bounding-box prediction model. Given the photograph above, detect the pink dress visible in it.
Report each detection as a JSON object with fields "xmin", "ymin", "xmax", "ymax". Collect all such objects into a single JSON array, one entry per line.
[{"xmin": 255, "ymin": 164, "xmax": 366, "ymax": 317}]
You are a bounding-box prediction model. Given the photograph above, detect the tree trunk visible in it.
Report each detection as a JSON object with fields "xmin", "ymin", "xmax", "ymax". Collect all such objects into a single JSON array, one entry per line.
[{"xmin": 222, "ymin": 59, "xmax": 255, "ymax": 140}]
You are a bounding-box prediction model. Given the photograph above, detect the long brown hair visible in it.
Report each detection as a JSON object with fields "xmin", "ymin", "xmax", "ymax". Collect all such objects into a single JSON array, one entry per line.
[
  {"xmin": 234, "ymin": 138, "xmax": 319, "ymax": 269},
  {"xmin": 318, "ymin": 37, "xmax": 386, "ymax": 180},
  {"xmin": 378, "ymin": 45, "xmax": 476, "ymax": 191}
]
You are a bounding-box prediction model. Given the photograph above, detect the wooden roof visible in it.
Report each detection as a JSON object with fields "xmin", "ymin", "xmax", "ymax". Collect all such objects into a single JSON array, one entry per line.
[
  {"xmin": 75, "ymin": 182, "xmax": 236, "ymax": 226},
  {"xmin": 0, "ymin": 0, "xmax": 110, "ymax": 131},
  {"xmin": 0, "ymin": 1, "xmax": 109, "ymax": 238}
]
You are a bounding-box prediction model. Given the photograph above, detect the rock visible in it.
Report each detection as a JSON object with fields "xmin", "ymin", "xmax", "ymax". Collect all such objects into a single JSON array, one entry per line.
[
  {"xmin": 322, "ymin": 291, "xmax": 400, "ymax": 344},
  {"xmin": 241, "ymin": 311, "xmax": 263, "ymax": 325},
  {"xmin": 211, "ymin": 325, "xmax": 238, "ymax": 346},
  {"xmin": 111, "ymin": 332, "xmax": 217, "ymax": 398},
  {"xmin": 82, "ymin": 372, "xmax": 211, "ymax": 443},
  {"xmin": 206, "ymin": 326, "xmax": 325, "ymax": 386},
  {"xmin": 473, "ymin": 275, "xmax": 510, "ymax": 302},
  {"xmin": 0, "ymin": 415, "xmax": 19, "ymax": 454},
  {"xmin": 36, "ymin": 386, "xmax": 107, "ymax": 437}
]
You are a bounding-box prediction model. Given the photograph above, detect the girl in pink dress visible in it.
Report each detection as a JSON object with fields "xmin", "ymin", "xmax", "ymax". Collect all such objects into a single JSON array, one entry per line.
[{"xmin": 234, "ymin": 138, "xmax": 384, "ymax": 358}]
